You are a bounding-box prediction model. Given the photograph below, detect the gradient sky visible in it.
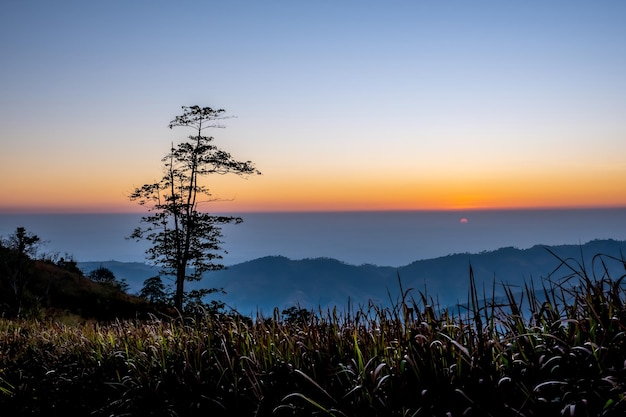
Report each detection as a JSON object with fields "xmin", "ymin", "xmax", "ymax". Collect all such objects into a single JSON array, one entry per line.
[{"xmin": 1, "ymin": 1, "xmax": 625, "ymax": 213}]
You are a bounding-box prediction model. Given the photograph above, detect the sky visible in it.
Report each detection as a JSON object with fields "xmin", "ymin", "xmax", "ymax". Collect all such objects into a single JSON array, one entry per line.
[{"xmin": 1, "ymin": 1, "xmax": 625, "ymax": 213}]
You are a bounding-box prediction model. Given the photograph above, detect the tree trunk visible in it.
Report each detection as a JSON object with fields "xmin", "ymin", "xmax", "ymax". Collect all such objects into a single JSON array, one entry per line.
[{"xmin": 175, "ymin": 264, "xmax": 185, "ymax": 311}]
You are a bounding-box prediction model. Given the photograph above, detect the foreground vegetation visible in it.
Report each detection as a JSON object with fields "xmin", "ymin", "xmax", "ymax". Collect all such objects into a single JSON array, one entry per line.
[{"xmin": 1, "ymin": 251, "xmax": 625, "ymax": 416}]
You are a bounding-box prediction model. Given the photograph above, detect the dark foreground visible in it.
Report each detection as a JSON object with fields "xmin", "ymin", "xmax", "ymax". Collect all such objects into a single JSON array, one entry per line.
[{"xmin": 2, "ymin": 257, "xmax": 626, "ymax": 416}]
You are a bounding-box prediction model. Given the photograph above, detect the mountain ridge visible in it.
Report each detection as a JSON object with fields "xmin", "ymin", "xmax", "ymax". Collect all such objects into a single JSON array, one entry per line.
[{"xmin": 78, "ymin": 239, "xmax": 626, "ymax": 316}]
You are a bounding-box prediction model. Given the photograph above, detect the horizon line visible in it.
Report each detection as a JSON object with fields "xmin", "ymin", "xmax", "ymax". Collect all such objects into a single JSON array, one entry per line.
[{"xmin": 2, "ymin": 205, "xmax": 626, "ymax": 215}]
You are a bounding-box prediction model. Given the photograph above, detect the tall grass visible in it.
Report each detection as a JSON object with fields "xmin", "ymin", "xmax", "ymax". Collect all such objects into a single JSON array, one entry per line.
[{"xmin": 1, "ymin": 250, "xmax": 625, "ymax": 416}]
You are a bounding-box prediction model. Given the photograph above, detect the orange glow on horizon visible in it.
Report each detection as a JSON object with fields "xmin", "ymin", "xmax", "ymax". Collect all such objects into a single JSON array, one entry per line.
[{"xmin": 2, "ymin": 166, "xmax": 625, "ymax": 214}]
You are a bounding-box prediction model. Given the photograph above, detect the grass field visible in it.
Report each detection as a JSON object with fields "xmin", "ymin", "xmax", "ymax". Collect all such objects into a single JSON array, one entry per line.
[{"xmin": 1, "ymin": 250, "xmax": 625, "ymax": 416}]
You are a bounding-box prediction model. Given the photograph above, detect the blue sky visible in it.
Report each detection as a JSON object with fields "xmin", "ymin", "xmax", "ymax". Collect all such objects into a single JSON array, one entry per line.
[{"xmin": 1, "ymin": 1, "xmax": 625, "ymax": 212}]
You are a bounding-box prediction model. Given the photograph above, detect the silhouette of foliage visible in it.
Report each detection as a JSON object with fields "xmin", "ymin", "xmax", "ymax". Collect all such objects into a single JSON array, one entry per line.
[
  {"xmin": 140, "ymin": 275, "xmax": 170, "ymax": 305},
  {"xmin": 281, "ymin": 306, "xmax": 314, "ymax": 325},
  {"xmin": 0, "ymin": 228, "xmax": 160, "ymax": 320},
  {"xmin": 129, "ymin": 105, "xmax": 260, "ymax": 312},
  {"xmin": 87, "ymin": 265, "xmax": 130, "ymax": 293},
  {"xmin": 88, "ymin": 266, "xmax": 116, "ymax": 284},
  {"xmin": 0, "ymin": 227, "xmax": 41, "ymax": 317},
  {"xmin": 57, "ymin": 256, "xmax": 83, "ymax": 275}
]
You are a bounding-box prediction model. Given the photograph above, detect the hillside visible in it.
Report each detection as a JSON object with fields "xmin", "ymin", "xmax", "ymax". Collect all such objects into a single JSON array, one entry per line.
[
  {"xmin": 0, "ymin": 258, "xmax": 163, "ymax": 321},
  {"xmin": 79, "ymin": 238, "xmax": 626, "ymax": 317}
]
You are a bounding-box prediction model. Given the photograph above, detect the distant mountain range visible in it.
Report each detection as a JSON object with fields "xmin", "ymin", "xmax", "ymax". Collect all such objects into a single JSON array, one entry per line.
[{"xmin": 78, "ymin": 239, "xmax": 626, "ymax": 317}]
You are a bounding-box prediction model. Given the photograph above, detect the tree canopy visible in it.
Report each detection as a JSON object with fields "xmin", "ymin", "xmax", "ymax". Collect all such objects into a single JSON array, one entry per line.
[{"xmin": 130, "ymin": 105, "xmax": 260, "ymax": 312}]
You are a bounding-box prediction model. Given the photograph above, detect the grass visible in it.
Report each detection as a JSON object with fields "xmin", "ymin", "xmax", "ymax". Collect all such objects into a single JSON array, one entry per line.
[{"xmin": 1, "ymin": 250, "xmax": 626, "ymax": 416}]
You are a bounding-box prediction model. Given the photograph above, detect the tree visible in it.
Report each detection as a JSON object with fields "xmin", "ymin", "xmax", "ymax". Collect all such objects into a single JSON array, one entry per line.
[
  {"xmin": 88, "ymin": 265, "xmax": 130, "ymax": 292},
  {"xmin": 130, "ymin": 105, "xmax": 260, "ymax": 312},
  {"xmin": 88, "ymin": 266, "xmax": 116, "ymax": 284},
  {"xmin": 0, "ymin": 227, "xmax": 41, "ymax": 317},
  {"xmin": 281, "ymin": 306, "xmax": 314, "ymax": 325},
  {"xmin": 140, "ymin": 276, "xmax": 169, "ymax": 305}
]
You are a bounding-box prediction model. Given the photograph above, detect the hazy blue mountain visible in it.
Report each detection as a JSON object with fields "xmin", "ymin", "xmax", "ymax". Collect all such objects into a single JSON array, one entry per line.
[
  {"xmin": 78, "ymin": 239, "xmax": 626, "ymax": 317},
  {"xmin": 396, "ymin": 238, "xmax": 626, "ymax": 309}
]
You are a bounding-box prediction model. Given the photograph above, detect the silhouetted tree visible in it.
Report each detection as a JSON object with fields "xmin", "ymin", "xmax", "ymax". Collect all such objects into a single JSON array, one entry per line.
[
  {"xmin": 88, "ymin": 266, "xmax": 130, "ymax": 292},
  {"xmin": 130, "ymin": 105, "xmax": 260, "ymax": 312},
  {"xmin": 282, "ymin": 306, "xmax": 314, "ymax": 325},
  {"xmin": 140, "ymin": 275, "xmax": 169, "ymax": 305},
  {"xmin": 183, "ymin": 288, "xmax": 226, "ymax": 316},
  {"xmin": 88, "ymin": 266, "xmax": 116, "ymax": 284},
  {"xmin": 0, "ymin": 227, "xmax": 41, "ymax": 317},
  {"xmin": 57, "ymin": 256, "xmax": 83, "ymax": 275}
]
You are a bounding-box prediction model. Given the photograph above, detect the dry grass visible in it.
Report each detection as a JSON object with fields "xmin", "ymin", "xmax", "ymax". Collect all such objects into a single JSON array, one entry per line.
[{"xmin": 1, "ymin": 250, "xmax": 626, "ymax": 416}]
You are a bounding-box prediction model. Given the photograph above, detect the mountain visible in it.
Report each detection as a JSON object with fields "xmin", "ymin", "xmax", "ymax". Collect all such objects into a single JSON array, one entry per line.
[{"xmin": 78, "ymin": 239, "xmax": 626, "ymax": 317}]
